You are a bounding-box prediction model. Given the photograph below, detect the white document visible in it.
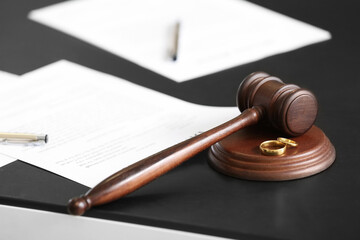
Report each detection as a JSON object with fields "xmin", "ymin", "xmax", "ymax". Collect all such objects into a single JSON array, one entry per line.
[
  {"xmin": 0, "ymin": 153, "xmax": 15, "ymax": 168},
  {"xmin": 0, "ymin": 70, "xmax": 18, "ymax": 82},
  {"xmin": 0, "ymin": 204, "xmax": 225, "ymax": 240},
  {"xmin": 29, "ymin": 0, "xmax": 330, "ymax": 82},
  {"xmin": 0, "ymin": 60, "xmax": 238, "ymax": 187},
  {"xmin": 0, "ymin": 70, "xmax": 18, "ymax": 167}
]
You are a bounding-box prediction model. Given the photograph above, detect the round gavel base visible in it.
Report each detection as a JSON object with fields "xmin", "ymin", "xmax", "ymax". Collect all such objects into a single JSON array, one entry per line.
[{"xmin": 208, "ymin": 125, "xmax": 335, "ymax": 181}]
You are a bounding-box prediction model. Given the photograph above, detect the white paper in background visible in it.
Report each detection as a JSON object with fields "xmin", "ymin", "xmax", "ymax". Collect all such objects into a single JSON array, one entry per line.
[
  {"xmin": 0, "ymin": 70, "xmax": 18, "ymax": 82},
  {"xmin": 0, "ymin": 204, "xmax": 225, "ymax": 240},
  {"xmin": 0, "ymin": 60, "xmax": 238, "ymax": 187},
  {"xmin": 29, "ymin": 0, "xmax": 331, "ymax": 82},
  {"xmin": 0, "ymin": 70, "xmax": 18, "ymax": 167}
]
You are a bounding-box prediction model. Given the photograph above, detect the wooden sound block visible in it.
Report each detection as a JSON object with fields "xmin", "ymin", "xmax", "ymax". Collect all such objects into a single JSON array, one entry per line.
[{"xmin": 208, "ymin": 125, "xmax": 335, "ymax": 181}]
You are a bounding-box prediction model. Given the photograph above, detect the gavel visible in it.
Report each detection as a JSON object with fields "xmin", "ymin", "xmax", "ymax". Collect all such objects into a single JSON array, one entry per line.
[{"xmin": 68, "ymin": 71, "xmax": 318, "ymax": 215}]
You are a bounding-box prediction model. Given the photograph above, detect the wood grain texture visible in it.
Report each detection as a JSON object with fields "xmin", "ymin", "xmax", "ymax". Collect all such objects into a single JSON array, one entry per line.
[
  {"xmin": 68, "ymin": 107, "xmax": 262, "ymax": 215},
  {"xmin": 237, "ymin": 72, "xmax": 318, "ymax": 136},
  {"xmin": 208, "ymin": 125, "xmax": 335, "ymax": 181}
]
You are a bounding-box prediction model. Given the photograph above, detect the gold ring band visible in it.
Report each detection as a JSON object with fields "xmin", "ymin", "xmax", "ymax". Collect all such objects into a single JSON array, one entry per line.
[
  {"xmin": 259, "ymin": 140, "xmax": 286, "ymax": 156},
  {"xmin": 277, "ymin": 137, "xmax": 298, "ymax": 147}
]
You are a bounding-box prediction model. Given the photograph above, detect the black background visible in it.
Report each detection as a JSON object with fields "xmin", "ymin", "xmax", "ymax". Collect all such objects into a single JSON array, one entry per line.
[{"xmin": 0, "ymin": 0, "xmax": 359, "ymax": 239}]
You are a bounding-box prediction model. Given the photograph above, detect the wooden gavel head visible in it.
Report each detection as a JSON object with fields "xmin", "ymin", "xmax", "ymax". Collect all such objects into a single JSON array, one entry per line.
[{"xmin": 237, "ymin": 72, "xmax": 318, "ymax": 136}]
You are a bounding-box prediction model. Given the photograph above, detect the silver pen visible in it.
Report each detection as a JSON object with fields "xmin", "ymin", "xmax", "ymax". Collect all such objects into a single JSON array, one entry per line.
[{"xmin": 0, "ymin": 132, "xmax": 48, "ymax": 145}]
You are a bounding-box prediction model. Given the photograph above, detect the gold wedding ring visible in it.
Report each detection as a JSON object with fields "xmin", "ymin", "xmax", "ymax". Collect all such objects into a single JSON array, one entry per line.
[
  {"xmin": 277, "ymin": 137, "xmax": 298, "ymax": 147},
  {"xmin": 259, "ymin": 140, "xmax": 286, "ymax": 156}
]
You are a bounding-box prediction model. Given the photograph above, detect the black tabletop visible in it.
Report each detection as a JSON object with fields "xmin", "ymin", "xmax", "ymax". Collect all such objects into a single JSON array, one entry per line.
[{"xmin": 0, "ymin": 0, "xmax": 359, "ymax": 239}]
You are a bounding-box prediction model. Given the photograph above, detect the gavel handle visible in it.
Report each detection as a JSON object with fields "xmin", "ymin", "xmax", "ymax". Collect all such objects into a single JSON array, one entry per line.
[{"xmin": 68, "ymin": 107, "xmax": 263, "ymax": 215}]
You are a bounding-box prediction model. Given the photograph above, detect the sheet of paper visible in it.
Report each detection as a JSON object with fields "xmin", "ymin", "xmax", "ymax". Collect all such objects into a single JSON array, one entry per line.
[
  {"xmin": 0, "ymin": 70, "xmax": 18, "ymax": 82},
  {"xmin": 0, "ymin": 70, "xmax": 19, "ymax": 167},
  {"xmin": 0, "ymin": 60, "xmax": 238, "ymax": 187},
  {"xmin": 29, "ymin": 0, "xmax": 331, "ymax": 82},
  {"xmin": 0, "ymin": 204, "xmax": 223, "ymax": 240}
]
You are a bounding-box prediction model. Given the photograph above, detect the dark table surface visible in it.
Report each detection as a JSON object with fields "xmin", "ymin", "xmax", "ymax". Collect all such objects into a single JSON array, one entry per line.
[{"xmin": 0, "ymin": 0, "xmax": 359, "ymax": 239}]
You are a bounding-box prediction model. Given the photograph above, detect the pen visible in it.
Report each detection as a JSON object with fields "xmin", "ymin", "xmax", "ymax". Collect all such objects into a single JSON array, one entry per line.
[
  {"xmin": 0, "ymin": 132, "xmax": 48, "ymax": 144},
  {"xmin": 171, "ymin": 21, "xmax": 181, "ymax": 61}
]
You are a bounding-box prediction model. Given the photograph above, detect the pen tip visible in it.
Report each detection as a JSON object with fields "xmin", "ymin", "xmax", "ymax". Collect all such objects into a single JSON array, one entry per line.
[
  {"xmin": 45, "ymin": 134, "xmax": 48, "ymax": 143},
  {"xmin": 172, "ymin": 55, "xmax": 177, "ymax": 61}
]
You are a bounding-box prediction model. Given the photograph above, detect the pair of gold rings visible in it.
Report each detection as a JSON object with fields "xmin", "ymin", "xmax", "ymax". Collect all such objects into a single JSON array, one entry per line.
[{"xmin": 259, "ymin": 137, "xmax": 298, "ymax": 156}]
